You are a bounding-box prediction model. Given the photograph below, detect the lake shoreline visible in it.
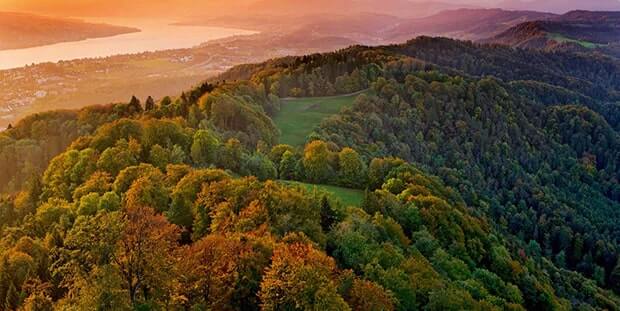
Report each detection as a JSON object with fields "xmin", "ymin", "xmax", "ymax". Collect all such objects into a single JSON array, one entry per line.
[{"xmin": 0, "ymin": 18, "xmax": 257, "ymax": 70}]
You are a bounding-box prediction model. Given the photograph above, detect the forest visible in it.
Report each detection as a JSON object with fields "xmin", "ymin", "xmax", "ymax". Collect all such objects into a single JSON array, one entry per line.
[{"xmin": 0, "ymin": 37, "xmax": 619, "ymax": 310}]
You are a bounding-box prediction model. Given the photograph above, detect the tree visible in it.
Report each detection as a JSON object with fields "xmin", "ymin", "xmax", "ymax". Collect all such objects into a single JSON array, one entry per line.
[
  {"xmin": 77, "ymin": 193, "xmax": 100, "ymax": 216},
  {"xmin": 160, "ymin": 96, "xmax": 172, "ymax": 107},
  {"xmin": 218, "ymin": 138, "xmax": 243, "ymax": 171},
  {"xmin": 167, "ymin": 169, "xmax": 230, "ymax": 231},
  {"xmin": 241, "ymin": 153, "xmax": 277, "ymax": 181},
  {"xmin": 145, "ymin": 96, "xmax": 155, "ymax": 111},
  {"xmin": 124, "ymin": 173, "xmax": 169, "ymax": 213},
  {"xmin": 22, "ymin": 291, "xmax": 53, "ymax": 311},
  {"xmin": 4, "ymin": 283, "xmax": 19, "ymax": 311},
  {"xmin": 97, "ymin": 139, "xmax": 140, "ymax": 176},
  {"xmin": 278, "ymin": 151, "xmax": 297, "ymax": 180},
  {"xmin": 302, "ymin": 140, "xmax": 334, "ymax": 184},
  {"xmin": 0, "ymin": 257, "xmax": 11, "ymax": 309},
  {"xmin": 114, "ymin": 206, "xmax": 180, "ymax": 306},
  {"xmin": 426, "ymin": 287, "xmax": 478, "ymax": 311},
  {"xmin": 611, "ymin": 259, "xmax": 620, "ymax": 293},
  {"xmin": 175, "ymin": 235, "xmax": 242, "ymax": 309},
  {"xmin": 345, "ymin": 278, "xmax": 395, "ymax": 311},
  {"xmin": 259, "ymin": 237, "xmax": 349, "ymax": 311},
  {"xmin": 190, "ymin": 130, "xmax": 220, "ymax": 167},
  {"xmin": 128, "ymin": 96, "xmax": 142, "ymax": 113},
  {"xmin": 320, "ymin": 196, "xmax": 338, "ymax": 231},
  {"xmin": 338, "ymin": 147, "xmax": 367, "ymax": 188},
  {"xmin": 269, "ymin": 144, "xmax": 295, "ymax": 164},
  {"xmin": 149, "ymin": 144, "xmax": 172, "ymax": 171},
  {"xmin": 99, "ymin": 192, "xmax": 121, "ymax": 212}
]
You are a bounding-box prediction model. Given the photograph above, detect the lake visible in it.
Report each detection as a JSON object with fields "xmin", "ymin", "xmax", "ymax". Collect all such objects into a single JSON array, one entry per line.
[{"xmin": 0, "ymin": 18, "xmax": 256, "ymax": 70}]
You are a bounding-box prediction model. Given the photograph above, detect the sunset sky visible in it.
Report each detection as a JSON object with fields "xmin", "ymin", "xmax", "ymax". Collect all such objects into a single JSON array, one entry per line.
[{"xmin": 0, "ymin": 0, "xmax": 619, "ymax": 17}]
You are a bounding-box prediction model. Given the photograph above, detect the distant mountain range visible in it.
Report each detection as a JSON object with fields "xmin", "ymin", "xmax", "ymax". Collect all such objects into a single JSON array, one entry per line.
[
  {"xmin": 3, "ymin": 0, "xmax": 620, "ymax": 18},
  {"xmin": 484, "ymin": 11, "xmax": 620, "ymax": 57},
  {"xmin": 386, "ymin": 8, "xmax": 556, "ymax": 41},
  {"xmin": 0, "ymin": 0, "xmax": 474, "ymax": 19},
  {"xmin": 0, "ymin": 12, "xmax": 139, "ymax": 50},
  {"xmin": 499, "ymin": 0, "xmax": 620, "ymax": 13}
]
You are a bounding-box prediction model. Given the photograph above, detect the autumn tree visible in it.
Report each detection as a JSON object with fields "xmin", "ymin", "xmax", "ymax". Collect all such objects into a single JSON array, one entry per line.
[
  {"xmin": 345, "ymin": 278, "xmax": 395, "ymax": 311},
  {"xmin": 175, "ymin": 235, "xmax": 242, "ymax": 309},
  {"xmin": 123, "ymin": 169, "xmax": 169, "ymax": 213},
  {"xmin": 114, "ymin": 206, "xmax": 180, "ymax": 306},
  {"xmin": 259, "ymin": 236, "xmax": 349, "ymax": 310}
]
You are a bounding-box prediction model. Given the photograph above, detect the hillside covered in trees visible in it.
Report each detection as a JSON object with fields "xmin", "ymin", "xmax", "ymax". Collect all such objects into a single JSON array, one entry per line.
[
  {"xmin": 0, "ymin": 36, "xmax": 620, "ymax": 310},
  {"xmin": 484, "ymin": 11, "xmax": 620, "ymax": 58}
]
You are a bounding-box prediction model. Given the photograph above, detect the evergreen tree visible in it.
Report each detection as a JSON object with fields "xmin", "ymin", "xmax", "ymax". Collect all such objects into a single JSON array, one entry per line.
[
  {"xmin": 4, "ymin": 283, "xmax": 19, "ymax": 311},
  {"xmin": 145, "ymin": 96, "xmax": 155, "ymax": 111},
  {"xmin": 320, "ymin": 196, "xmax": 338, "ymax": 231},
  {"xmin": 611, "ymin": 259, "xmax": 620, "ymax": 293},
  {"xmin": 0, "ymin": 257, "xmax": 10, "ymax": 308},
  {"xmin": 128, "ymin": 95, "xmax": 142, "ymax": 113}
]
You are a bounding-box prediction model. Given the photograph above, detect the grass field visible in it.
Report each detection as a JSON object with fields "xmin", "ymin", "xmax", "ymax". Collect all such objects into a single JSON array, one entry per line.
[
  {"xmin": 547, "ymin": 33, "xmax": 605, "ymax": 49},
  {"xmin": 280, "ymin": 180, "xmax": 364, "ymax": 207},
  {"xmin": 273, "ymin": 92, "xmax": 362, "ymax": 146}
]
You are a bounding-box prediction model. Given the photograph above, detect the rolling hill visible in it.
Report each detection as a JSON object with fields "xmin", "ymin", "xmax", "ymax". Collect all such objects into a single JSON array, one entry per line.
[
  {"xmin": 1, "ymin": 35, "xmax": 620, "ymax": 310},
  {"xmin": 484, "ymin": 11, "xmax": 620, "ymax": 56},
  {"xmin": 500, "ymin": 0, "xmax": 620, "ymax": 13},
  {"xmin": 386, "ymin": 8, "xmax": 557, "ymax": 42},
  {"xmin": 0, "ymin": 12, "xmax": 139, "ymax": 50}
]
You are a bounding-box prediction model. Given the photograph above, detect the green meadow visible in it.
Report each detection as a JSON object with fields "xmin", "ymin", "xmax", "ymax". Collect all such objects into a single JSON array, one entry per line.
[
  {"xmin": 274, "ymin": 93, "xmax": 361, "ymax": 146},
  {"xmin": 547, "ymin": 33, "xmax": 605, "ymax": 49},
  {"xmin": 280, "ymin": 180, "xmax": 364, "ymax": 207}
]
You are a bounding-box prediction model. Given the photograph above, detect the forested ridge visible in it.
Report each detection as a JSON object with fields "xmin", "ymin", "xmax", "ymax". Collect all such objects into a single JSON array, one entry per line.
[{"xmin": 1, "ymin": 37, "xmax": 620, "ymax": 310}]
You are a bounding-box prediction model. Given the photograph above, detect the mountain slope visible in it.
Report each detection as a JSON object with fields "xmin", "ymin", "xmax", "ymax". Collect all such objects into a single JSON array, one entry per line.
[
  {"xmin": 484, "ymin": 11, "xmax": 620, "ymax": 57},
  {"xmin": 0, "ymin": 12, "xmax": 139, "ymax": 50},
  {"xmin": 1, "ymin": 37, "xmax": 620, "ymax": 309},
  {"xmin": 500, "ymin": 0, "xmax": 620, "ymax": 13},
  {"xmin": 387, "ymin": 8, "xmax": 557, "ymax": 42}
]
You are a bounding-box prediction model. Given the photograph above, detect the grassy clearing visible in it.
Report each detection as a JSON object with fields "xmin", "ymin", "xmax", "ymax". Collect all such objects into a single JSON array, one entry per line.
[
  {"xmin": 273, "ymin": 93, "xmax": 361, "ymax": 146},
  {"xmin": 280, "ymin": 180, "xmax": 364, "ymax": 207},
  {"xmin": 547, "ymin": 33, "xmax": 605, "ymax": 49}
]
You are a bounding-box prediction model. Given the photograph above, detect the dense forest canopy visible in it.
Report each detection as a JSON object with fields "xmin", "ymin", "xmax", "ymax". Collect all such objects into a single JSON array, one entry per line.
[{"xmin": 1, "ymin": 36, "xmax": 620, "ymax": 310}]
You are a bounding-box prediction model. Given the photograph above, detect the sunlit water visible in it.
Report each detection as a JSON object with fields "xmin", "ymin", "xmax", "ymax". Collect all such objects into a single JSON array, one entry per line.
[{"xmin": 0, "ymin": 18, "xmax": 257, "ymax": 70}]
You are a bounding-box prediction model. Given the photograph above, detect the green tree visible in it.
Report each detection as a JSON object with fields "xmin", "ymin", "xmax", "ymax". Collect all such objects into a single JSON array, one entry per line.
[
  {"xmin": 338, "ymin": 147, "xmax": 367, "ymax": 188},
  {"xmin": 611, "ymin": 259, "xmax": 620, "ymax": 293},
  {"xmin": 241, "ymin": 153, "xmax": 277, "ymax": 181},
  {"xmin": 190, "ymin": 130, "xmax": 220, "ymax": 167},
  {"xmin": 218, "ymin": 138, "xmax": 243, "ymax": 171},
  {"xmin": 302, "ymin": 140, "xmax": 334, "ymax": 184},
  {"xmin": 99, "ymin": 191, "xmax": 121, "ymax": 212},
  {"xmin": 278, "ymin": 151, "xmax": 297, "ymax": 180}
]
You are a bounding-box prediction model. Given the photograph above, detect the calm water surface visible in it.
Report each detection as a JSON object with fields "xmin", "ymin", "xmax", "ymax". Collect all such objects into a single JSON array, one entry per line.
[{"xmin": 0, "ymin": 18, "xmax": 256, "ymax": 70}]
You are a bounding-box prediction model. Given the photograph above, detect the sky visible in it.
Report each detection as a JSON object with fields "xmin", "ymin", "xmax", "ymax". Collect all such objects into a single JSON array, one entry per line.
[{"xmin": 0, "ymin": 0, "xmax": 618, "ymax": 17}]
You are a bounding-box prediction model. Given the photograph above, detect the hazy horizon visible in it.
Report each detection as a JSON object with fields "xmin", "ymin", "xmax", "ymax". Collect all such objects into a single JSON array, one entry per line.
[{"xmin": 1, "ymin": 0, "xmax": 619, "ymax": 18}]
